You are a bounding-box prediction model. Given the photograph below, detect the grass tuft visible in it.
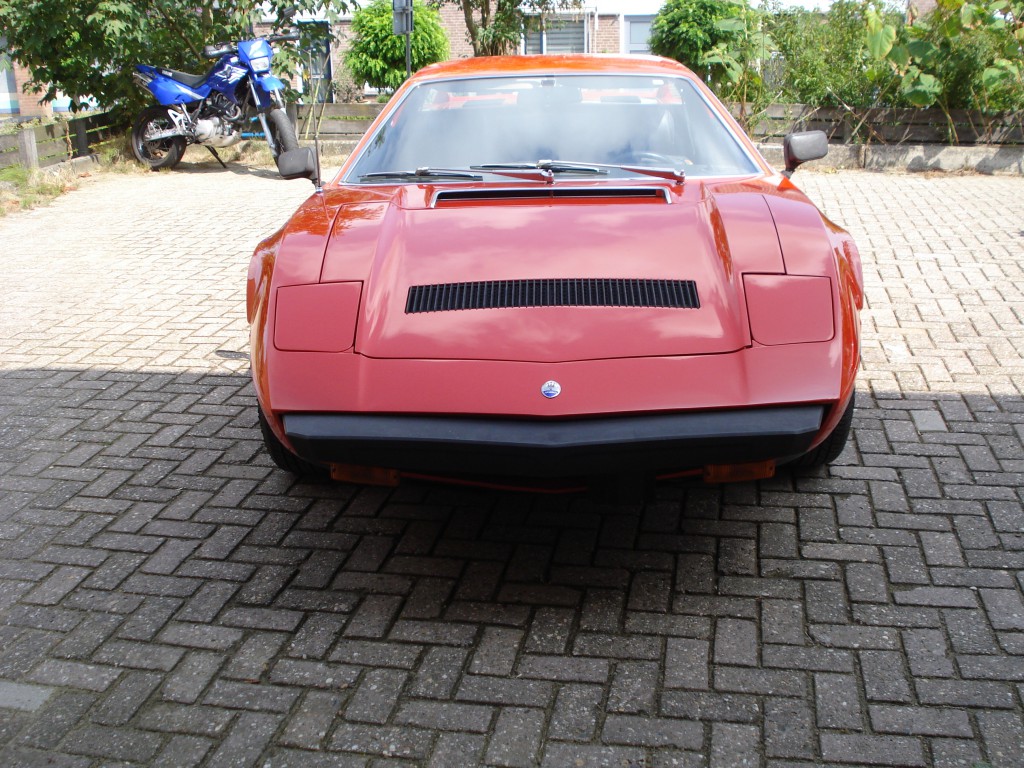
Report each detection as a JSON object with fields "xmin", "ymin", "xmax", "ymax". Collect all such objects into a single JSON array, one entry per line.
[{"xmin": 0, "ymin": 163, "xmax": 79, "ymax": 216}]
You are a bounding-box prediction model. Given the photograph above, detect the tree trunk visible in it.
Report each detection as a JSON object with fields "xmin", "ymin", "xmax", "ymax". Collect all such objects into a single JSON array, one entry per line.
[{"xmin": 461, "ymin": 1, "xmax": 482, "ymax": 56}]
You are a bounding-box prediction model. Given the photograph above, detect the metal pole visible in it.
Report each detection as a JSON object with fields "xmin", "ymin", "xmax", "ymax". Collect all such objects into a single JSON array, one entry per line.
[{"xmin": 393, "ymin": 0, "xmax": 413, "ymax": 80}]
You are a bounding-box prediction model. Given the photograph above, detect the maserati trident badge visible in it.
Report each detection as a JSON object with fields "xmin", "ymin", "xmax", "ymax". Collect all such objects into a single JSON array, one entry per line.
[{"xmin": 541, "ymin": 380, "xmax": 561, "ymax": 399}]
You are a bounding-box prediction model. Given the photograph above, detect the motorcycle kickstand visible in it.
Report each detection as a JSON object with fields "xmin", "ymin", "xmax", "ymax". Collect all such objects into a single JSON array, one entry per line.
[{"xmin": 205, "ymin": 146, "xmax": 227, "ymax": 169}]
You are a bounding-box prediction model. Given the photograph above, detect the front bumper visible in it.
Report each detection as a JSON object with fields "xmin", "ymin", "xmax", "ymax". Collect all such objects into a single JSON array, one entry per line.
[{"xmin": 283, "ymin": 405, "xmax": 825, "ymax": 478}]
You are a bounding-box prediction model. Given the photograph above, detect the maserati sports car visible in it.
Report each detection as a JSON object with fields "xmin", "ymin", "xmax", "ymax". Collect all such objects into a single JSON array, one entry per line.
[{"xmin": 248, "ymin": 55, "xmax": 863, "ymax": 490}]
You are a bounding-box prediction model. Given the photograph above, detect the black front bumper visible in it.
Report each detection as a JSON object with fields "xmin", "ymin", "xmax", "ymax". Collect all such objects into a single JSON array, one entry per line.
[{"xmin": 283, "ymin": 405, "xmax": 825, "ymax": 478}]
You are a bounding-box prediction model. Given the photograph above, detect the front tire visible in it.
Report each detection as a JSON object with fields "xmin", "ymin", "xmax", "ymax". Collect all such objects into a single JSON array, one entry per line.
[
  {"xmin": 258, "ymin": 406, "xmax": 326, "ymax": 477},
  {"xmin": 131, "ymin": 106, "xmax": 186, "ymax": 170},
  {"xmin": 268, "ymin": 108, "xmax": 299, "ymax": 160},
  {"xmin": 791, "ymin": 391, "xmax": 856, "ymax": 470}
]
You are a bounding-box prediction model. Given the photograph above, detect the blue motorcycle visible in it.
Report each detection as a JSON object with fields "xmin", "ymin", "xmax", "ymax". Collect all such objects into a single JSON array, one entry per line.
[{"xmin": 131, "ymin": 26, "xmax": 300, "ymax": 170}]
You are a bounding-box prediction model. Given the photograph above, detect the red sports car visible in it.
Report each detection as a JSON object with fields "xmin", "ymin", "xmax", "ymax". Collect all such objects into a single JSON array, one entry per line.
[{"xmin": 249, "ymin": 55, "xmax": 862, "ymax": 490}]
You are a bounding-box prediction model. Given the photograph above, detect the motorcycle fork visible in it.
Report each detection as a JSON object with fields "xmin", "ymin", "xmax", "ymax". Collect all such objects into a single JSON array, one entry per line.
[{"xmin": 250, "ymin": 80, "xmax": 277, "ymax": 156}]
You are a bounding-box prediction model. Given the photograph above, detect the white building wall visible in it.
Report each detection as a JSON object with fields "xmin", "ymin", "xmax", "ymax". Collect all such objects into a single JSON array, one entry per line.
[
  {"xmin": 581, "ymin": 1, "xmax": 660, "ymax": 55},
  {"xmin": 588, "ymin": 1, "xmax": 663, "ymax": 13},
  {"xmin": 0, "ymin": 65, "xmax": 16, "ymax": 115}
]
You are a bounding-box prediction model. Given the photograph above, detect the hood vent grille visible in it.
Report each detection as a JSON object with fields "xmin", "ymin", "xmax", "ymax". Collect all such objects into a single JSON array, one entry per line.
[
  {"xmin": 433, "ymin": 186, "xmax": 670, "ymax": 206},
  {"xmin": 406, "ymin": 279, "xmax": 700, "ymax": 314}
]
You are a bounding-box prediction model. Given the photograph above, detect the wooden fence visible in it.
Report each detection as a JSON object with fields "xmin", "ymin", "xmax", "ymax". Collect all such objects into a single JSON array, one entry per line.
[
  {"xmin": 733, "ymin": 103, "xmax": 1024, "ymax": 145},
  {"xmin": 0, "ymin": 112, "xmax": 120, "ymax": 171},
  {"xmin": 293, "ymin": 103, "xmax": 384, "ymax": 145}
]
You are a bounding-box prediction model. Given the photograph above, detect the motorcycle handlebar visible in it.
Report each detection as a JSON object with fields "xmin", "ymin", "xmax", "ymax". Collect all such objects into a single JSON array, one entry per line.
[
  {"xmin": 203, "ymin": 43, "xmax": 235, "ymax": 58},
  {"xmin": 202, "ymin": 31, "xmax": 298, "ymax": 58}
]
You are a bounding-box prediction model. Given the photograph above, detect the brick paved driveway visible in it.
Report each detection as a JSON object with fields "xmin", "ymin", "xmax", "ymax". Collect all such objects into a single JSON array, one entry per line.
[{"xmin": 0, "ymin": 165, "xmax": 1022, "ymax": 768}]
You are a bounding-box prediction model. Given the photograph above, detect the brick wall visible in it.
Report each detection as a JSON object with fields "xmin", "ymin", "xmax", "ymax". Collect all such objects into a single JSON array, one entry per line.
[
  {"xmin": 592, "ymin": 14, "xmax": 621, "ymax": 55},
  {"xmin": 11, "ymin": 62, "xmax": 52, "ymax": 118},
  {"xmin": 328, "ymin": 20, "xmax": 356, "ymax": 97},
  {"xmin": 437, "ymin": 4, "xmax": 477, "ymax": 59}
]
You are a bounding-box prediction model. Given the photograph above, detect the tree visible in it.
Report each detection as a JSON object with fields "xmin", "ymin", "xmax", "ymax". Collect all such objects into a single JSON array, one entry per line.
[
  {"xmin": 345, "ymin": 0, "xmax": 449, "ymax": 91},
  {"xmin": 649, "ymin": 0, "xmax": 740, "ymax": 74},
  {"xmin": 701, "ymin": 1, "xmax": 777, "ymax": 129},
  {"xmin": 0, "ymin": 1, "xmax": 351, "ymax": 119},
  {"xmin": 435, "ymin": 0, "xmax": 582, "ymax": 57}
]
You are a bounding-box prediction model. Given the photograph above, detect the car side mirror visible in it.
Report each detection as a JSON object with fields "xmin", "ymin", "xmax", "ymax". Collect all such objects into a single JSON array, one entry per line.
[
  {"xmin": 277, "ymin": 147, "xmax": 317, "ymax": 182},
  {"xmin": 782, "ymin": 131, "xmax": 828, "ymax": 177}
]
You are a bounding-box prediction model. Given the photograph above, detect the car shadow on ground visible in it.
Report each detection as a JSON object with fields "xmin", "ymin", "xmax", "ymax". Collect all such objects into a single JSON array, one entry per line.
[{"xmin": 0, "ymin": 363, "xmax": 847, "ymax": 644}]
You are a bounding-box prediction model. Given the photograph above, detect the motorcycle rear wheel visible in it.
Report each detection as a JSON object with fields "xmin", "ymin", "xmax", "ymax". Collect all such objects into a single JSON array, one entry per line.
[
  {"xmin": 268, "ymin": 108, "xmax": 299, "ymax": 159},
  {"xmin": 131, "ymin": 106, "xmax": 186, "ymax": 170}
]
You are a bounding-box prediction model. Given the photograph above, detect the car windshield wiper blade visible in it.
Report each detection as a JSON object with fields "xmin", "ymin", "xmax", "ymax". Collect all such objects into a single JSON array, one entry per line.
[
  {"xmin": 472, "ymin": 159, "xmax": 685, "ymax": 183},
  {"xmin": 359, "ymin": 167, "xmax": 484, "ymax": 181},
  {"xmin": 614, "ymin": 164, "xmax": 686, "ymax": 183},
  {"xmin": 472, "ymin": 160, "xmax": 608, "ymax": 175}
]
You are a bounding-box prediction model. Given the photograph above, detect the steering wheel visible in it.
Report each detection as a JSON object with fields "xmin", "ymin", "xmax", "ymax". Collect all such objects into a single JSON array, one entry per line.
[{"xmin": 628, "ymin": 151, "xmax": 678, "ymax": 167}]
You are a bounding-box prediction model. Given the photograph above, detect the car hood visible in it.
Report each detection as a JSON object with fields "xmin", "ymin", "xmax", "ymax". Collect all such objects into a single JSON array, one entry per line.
[{"xmin": 321, "ymin": 183, "xmax": 785, "ymax": 363}]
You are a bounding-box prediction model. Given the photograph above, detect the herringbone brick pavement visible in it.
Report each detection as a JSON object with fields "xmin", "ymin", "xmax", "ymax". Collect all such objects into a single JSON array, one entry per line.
[{"xmin": 0, "ymin": 164, "xmax": 1021, "ymax": 767}]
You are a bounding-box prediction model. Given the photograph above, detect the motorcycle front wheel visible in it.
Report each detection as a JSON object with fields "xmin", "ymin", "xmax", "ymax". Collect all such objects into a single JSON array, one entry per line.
[
  {"xmin": 268, "ymin": 108, "xmax": 299, "ymax": 159},
  {"xmin": 131, "ymin": 106, "xmax": 186, "ymax": 170}
]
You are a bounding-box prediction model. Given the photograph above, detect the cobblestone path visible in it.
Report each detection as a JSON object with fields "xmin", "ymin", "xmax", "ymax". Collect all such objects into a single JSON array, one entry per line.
[{"xmin": 0, "ymin": 165, "xmax": 1022, "ymax": 767}]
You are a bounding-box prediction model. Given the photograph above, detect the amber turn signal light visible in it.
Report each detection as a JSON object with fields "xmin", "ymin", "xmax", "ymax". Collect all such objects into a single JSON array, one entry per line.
[
  {"xmin": 329, "ymin": 463, "xmax": 400, "ymax": 486},
  {"xmin": 703, "ymin": 460, "xmax": 776, "ymax": 483}
]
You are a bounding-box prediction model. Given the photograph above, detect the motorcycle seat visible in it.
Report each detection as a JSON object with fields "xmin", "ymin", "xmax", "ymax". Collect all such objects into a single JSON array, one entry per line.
[{"xmin": 156, "ymin": 68, "xmax": 206, "ymax": 88}]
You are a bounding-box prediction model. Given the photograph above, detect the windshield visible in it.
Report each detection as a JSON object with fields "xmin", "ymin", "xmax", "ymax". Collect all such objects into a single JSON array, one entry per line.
[{"xmin": 345, "ymin": 74, "xmax": 760, "ymax": 182}]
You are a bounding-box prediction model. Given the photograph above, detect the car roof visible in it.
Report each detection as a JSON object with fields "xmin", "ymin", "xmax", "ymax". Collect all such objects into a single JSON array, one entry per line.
[{"xmin": 413, "ymin": 54, "xmax": 695, "ymax": 82}]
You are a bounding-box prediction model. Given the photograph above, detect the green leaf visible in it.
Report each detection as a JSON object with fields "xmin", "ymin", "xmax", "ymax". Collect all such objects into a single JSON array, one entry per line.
[
  {"xmin": 888, "ymin": 44, "xmax": 910, "ymax": 69},
  {"xmin": 938, "ymin": 14, "xmax": 963, "ymax": 38},
  {"xmin": 714, "ymin": 18, "xmax": 745, "ymax": 34},
  {"xmin": 983, "ymin": 57, "xmax": 1021, "ymax": 90},
  {"xmin": 866, "ymin": 12, "xmax": 896, "ymax": 60},
  {"xmin": 901, "ymin": 69, "xmax": 941, "ymax": 106},
  {"xmin": 982, "ymin": 66, "xmax": 1006, "ymax": 89},
  {"xmin": 960, "ymin": 3, "xmax": 977, "ymax": 27},
  {"xmin": 906, "ymin": 39, "xmax": 939, "ymax": 66}
]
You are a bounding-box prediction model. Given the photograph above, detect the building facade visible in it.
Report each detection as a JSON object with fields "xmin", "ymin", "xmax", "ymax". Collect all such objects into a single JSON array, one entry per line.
[
  {"xmin": 521, "ymin": 1, "xmax": 662, "ymax": 57},
  {"xmin": 439, "ymin": 1, "xmax": 662, "ymax": 58},
  {"xmin": 1, "ymin": 37, "xmax": 55, "ymax": 119},
  {"xmin": 313, "ymin": 1, "xmax": 662, "ymax": 101}
]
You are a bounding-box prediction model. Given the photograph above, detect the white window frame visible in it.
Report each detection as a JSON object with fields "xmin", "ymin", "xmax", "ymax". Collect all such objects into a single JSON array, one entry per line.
[
  {"xmin": 622, "ymin": 15, "xmax": 655, "ymax": 55},
  {"xmin": 522, "ymin": 11, "xmax": 593, "ymax": 54}
]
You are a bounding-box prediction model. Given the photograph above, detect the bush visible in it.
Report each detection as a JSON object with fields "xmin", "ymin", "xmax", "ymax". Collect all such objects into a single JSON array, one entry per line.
[
  {"xmin": 905, "ymin": 7, "xmax": 1024, "ymax": 112},
  {"xmin": 860, "ymin": 0, "xmax": 1024, "ymax": 112},
  {"xmin": 345, "ymin": 0, "xmax": 449, "ymax": 92},
  {"xmin": 649, "ymin": 0, "xmax": 741, "ymax": 75},
  {"xmin": 768, "ymin": 0, "xmax": 899, "ymax": 108}
]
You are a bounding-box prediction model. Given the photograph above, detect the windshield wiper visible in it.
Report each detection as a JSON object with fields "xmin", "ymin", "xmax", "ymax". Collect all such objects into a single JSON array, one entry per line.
[
  {"xmin": 615, "ymin": 164, "xmax": 686, "ymax": 183},
  {"xmin": 472, "ymin": 159, "xmax": 685, "ymax": 183},
  {"xmin": 472, "ymin": 159, "xmax": 608, "ymax": 176},
  {"xmin": 359, "ymin": 167, "xmax": 484, "ymax": 182}
]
